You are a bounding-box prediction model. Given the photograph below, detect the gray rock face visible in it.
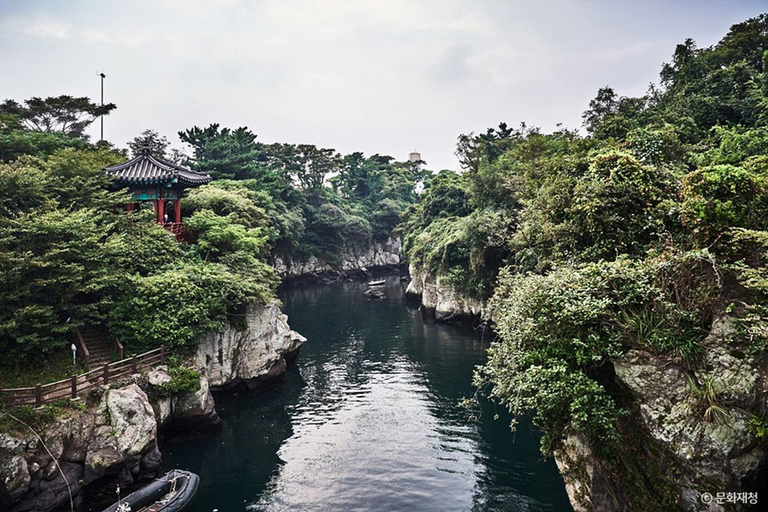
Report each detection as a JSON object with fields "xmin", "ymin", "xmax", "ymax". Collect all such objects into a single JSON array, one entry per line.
[
  {"xmin": 406, "ymin": 264, "xmax": 484, "ymax": 321},
  {"xmin": 0, "ymin": 452, "xmax": 30, "ymax": 508},
  {"xmin": 105, "ymin": 385, "xmax": 157, "ymax": 457},
  {"xmin": 83, "ymin": 426, "xmax": 123, "ymax": 485},
  {"xmin": 2, "ymin": 383, "xmax": 162, "ymax": 512},
  {"xmin": 274, "ymin": 237, "xmax": 401, "ymax": 278},
  {"xmin": 146, "ymin": 367, "xmax": 173, "ymax": 427},
  {"xmin": 171, "ymin": 373, "xmax": 220, "ymax": 429},
  {"xmin": 554, "ymin": 315, "xmax": 768, "ymax": 511},
  {"xmin": 10, "ymin": 461, "xmax": 82, "ymax": 512},
  {"xmin": 364, "ymin": 287, "xmax": 386, "ymax": 300},
  {"xmin": 554, "ymin": 432, "xmax": 624, "ymax": 512},
  {"xmin": 196, "ymin": 301, "xmax": 306, "ymax": 390}
]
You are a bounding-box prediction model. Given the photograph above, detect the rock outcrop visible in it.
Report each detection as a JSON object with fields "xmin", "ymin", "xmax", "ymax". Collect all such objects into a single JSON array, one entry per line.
[
  {"xmin": 196, "ymin": 301, "xmax": 306, "ymax": 390},
  {"xmin": 274, "ymin": 237, "xmax": 401, "ymax": 280},
  {"xmin": 1, "ymin": 301, "xmax": 305, "ymax": 511},
  {"xmin": 405, "ymin": 264, "xmax": 484, "ymax": 322},
  {"xmin": 1, "ymin": 384, "xmax": 161, "ymax": 512},
  {"xmin": 553, "ymin": 315, "xmax": 768, "ymax": 511},
  {"xmin": 171, "ymin": 372, "xmax": 220, "ymax": 429}
]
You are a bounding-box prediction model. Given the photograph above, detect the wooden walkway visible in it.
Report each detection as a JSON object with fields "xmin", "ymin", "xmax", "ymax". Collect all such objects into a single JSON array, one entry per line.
[{"xmin": 0, "ymin": 346, "xmax": 166, "ymax": 407}]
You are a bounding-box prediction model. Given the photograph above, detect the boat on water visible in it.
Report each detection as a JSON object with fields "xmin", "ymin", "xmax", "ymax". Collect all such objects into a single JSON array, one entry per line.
[
  {"xmin": 102, "ymin": 470, "xmax": 200, "ymax": 512},
  {"xmin": 367, "ymin": 280, "xmax": 386, "ymax": 286}
]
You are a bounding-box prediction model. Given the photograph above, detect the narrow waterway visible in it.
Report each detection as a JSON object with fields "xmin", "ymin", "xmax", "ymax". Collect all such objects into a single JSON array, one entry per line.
[{"xmin": 163, "ymin": 276, "xmax": 572, "ymax": 511}]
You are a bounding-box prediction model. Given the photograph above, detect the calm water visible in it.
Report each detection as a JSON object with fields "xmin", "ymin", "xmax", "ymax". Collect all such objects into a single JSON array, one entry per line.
[{"xmin": 162, "ymin": 276, "xmax": 572, "ymax": 511}]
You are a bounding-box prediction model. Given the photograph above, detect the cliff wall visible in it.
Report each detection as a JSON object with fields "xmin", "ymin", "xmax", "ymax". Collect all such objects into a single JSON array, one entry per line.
[
  {"xmin": 274, "ymin": 237, "xmax": 402, "ymax": 280},
  {"xmin": 195, "ymin": 302, "xmax": 306, "ymax": 391},
  {"xmin": 405, "ymin": 264, "xmax": 484, "ymax": 322},
  {"xmin": 554, "ymin": 315, "xmax": 768, "ymax": 511}
]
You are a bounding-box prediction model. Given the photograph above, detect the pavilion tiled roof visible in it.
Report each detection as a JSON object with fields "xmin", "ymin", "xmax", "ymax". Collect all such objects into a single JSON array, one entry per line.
[{"xmin": 104, "ymin": 148, "xmax": 212, "ymax": 186}]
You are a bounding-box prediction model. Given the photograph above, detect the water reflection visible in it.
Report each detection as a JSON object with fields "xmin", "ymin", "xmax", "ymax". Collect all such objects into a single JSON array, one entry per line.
[{"xmin": 163, "ymin": 276, "xmax": 572, "ymax": 511}]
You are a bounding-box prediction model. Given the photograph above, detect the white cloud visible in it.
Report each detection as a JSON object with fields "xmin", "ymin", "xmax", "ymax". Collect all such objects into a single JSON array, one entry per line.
[{"xmin": 21, "ymin": 19, "xmax": 70, "ymax": 39}]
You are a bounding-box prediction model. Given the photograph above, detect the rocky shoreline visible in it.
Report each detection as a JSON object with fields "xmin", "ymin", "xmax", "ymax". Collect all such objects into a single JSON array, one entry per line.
[
  {"xmin": 0, "ymin": 301, "xmax": 305, "ymax": 512},
  {"xmin": 273, "ymin": 237, "xmax": 402, "ymax": 284},
  {"xmin": 405, "ymin": 264, "xmax": 485, "ymax": 325}
]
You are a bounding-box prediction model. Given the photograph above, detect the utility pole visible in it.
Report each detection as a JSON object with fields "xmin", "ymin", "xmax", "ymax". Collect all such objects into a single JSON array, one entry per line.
[{"xmin": 99, "ymin": 72, "xmax": 106, "ymax": 142}]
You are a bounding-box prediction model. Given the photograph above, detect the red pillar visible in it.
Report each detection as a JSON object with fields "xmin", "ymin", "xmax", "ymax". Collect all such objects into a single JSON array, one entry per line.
[
  {"xmin": 156, "ymin": 199, "xmax": 164, "ymax": 224},
  {"xmin": 125, "ymin": 203, "xmax": 135, "ymax": 212},
  {"xmin": 174, "ymin": 199, "xmax": 181, "ymax": 223}
]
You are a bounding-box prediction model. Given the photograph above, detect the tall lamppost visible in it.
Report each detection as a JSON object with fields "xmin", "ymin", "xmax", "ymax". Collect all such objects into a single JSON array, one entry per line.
[{"xmin": 99, "ymin": 72, "xmax": 106, "ymax": 142}]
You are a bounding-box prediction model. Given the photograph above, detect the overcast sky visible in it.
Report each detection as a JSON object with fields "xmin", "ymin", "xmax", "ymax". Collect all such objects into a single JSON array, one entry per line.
[{"xmin": 1, "ymin": 1, "xmax": 765, "ymax": 170}]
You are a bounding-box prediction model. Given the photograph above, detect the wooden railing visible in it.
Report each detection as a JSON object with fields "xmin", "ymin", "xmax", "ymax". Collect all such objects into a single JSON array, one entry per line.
[
  {"xmin": 75, "ymin": 329, "xmax": 91, "ymax": 372},
  {"xmin": 114, "ymin": 337, "xmax": 124, "ymax": 360},
  {"xmin": 0, "ymin": 346, "xmax": 165, "ymax": 408},
  {"xmin": 163, "ymin": 222, "xmax": 188, "ymax": 242}
]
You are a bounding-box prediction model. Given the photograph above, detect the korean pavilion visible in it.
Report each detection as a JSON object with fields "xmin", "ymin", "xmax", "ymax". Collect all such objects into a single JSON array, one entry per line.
[{"xmin": 104, "ymin": 148, "xmax": 212, "ymax": 238}]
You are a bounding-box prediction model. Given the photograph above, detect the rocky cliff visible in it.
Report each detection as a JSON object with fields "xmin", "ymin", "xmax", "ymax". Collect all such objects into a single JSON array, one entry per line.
[
  {"xmin": 554, "ymin": 315, "xmax": 768, "ymax": 511},
  {"xmin": 405, "ymin": 264, "xmax": 484, "ymax": 322},
  {"xmin": 1, "ymin": 382, "xmax": 165, "ymax": 512},
  {"xmin": 0, "ymin": 302, "xmax": 306, "ymax": 512},
  {"xmin": 196, "ymin": 301, "xmax": 306, "ymax": 391},
  {"xmin": 274, "ymin": 237, "xmax": 402, "ymax": 280}
]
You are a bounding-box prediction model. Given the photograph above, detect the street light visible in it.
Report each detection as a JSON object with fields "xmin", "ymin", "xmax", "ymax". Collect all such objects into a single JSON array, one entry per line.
[
  {"xmin": 71, "ymin": 342, "xmax": 77, "ymax": 368},
  {"xmin": 98, "ymin": 72, "xmax": 106, "ymax": 142}
]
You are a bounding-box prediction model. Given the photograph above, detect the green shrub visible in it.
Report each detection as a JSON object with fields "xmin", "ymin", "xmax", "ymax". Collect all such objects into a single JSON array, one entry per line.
[
  {"xmin": 681, "ymin": 164, "xmax": 768, "ymax": 239},
  {"xmin": 157, "ymin": 366, "xmax": 202, "ymax": 394},
  {"xmin": 748, "ymin": 414, "xmax": 768, "ymax": 444}
]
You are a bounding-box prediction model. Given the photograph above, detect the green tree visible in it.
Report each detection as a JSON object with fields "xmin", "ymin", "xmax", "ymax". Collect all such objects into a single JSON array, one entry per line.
[
  {"xmin": 128, "ymin": 129, "xmax": 171, "ymax": 159},
  {"xmin": 0, "ymin": 95, "xmax": 116, "ymax": 140}
]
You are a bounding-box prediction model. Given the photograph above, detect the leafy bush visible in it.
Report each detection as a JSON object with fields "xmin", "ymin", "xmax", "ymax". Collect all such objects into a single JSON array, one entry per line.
[
  {"xmin": 476, "ymin": 255, "xmax": 711, "ymax": 454},
  {"xmin": 681, "ymin": 164, "xmax": 768, "ymax": 239},
  {"xmin": 109, "ymin": 260, "xmax": 275, "ymax": 351},
  {"xmin": 156, "ymin": 366, "xmax": 201, "ymax": 394},
  {"xmin": 748, "ymin": 414, "xmax": 768, "ymax": 445}
]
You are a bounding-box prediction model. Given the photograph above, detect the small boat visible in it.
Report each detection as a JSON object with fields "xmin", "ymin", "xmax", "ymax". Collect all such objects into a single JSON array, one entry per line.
[
  {"xmin": 103, "ymin": 470, "xmax": 200, "ymax": 512},
  {"xmin": 367, "ymin": 280, "xmax": 386, "ymax": 287}
]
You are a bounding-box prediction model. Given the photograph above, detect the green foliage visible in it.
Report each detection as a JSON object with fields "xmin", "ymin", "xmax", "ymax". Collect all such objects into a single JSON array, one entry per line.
[
  {"xmin": 681, "ymin": 164, "xmax": 768, "ymax": 239},
  {"xmin": 0, "ymin": 145, "xmax": 280, "ymax": 366},
  {"xmin": 686, "ymin": 374, "xmax": 729, "ymax": 424},
  {"xmin": 397, "ymin": 20, "xmax": 768, "ymax": 487},
  {"xmin": 571, "ymin": 151, "xmax": 677, "ymax": 259},
  {"xmin": 0, "ymin": 399, "xmax": 89, "ymax": 435},
  {"xmin": 476, "ymin": 255, "xmax": 711, "ymax": 454},
  {"xmin": 179, "ymin": 124, "xmax": 294, "ymax": 200},
  {"xmin": 397, "ymin": 15, "xmax": 768, "ymax": 508},
  {"xmin": 180, "ymin": 124, "xmax": 425, "ymax": 266},
  {"xmin": 0, "ymin": 95, "xmax": 117, "ymax": 141},
  {"xmin": 748, "ymin": 414, "xmax": 768, "ymax": 444},
  {"xmin": 185, "ymin": 209, "xmax": 270, "ymax": 259},
  {"xmin": 477, "ymin": 264, "xmax": 624, "ymax": 453},
  {"xmin": 0, "ymin": 127, "xmax": 86, "ymax": 162},
  {"xmin": 127, "ymin": 129, "xmax": 171, "ymax": 159},
  {"xmin": 183, "ymin": 180, "xmax": 272, "ymax": 229},
  {"xmin": 109, "ymin": 259, "xmax": 275, "ymax": 351},
  {"xmin": 156, "ymin": 366, "xmax": 202, "ymax": 394},
  {"xmin": 0, "ymin": 91, "xmax": 425, "ymax": 367}
]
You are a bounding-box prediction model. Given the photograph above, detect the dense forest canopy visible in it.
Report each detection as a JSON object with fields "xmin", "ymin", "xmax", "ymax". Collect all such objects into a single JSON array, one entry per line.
[
  {"xmin": 399, "ymin": 13, "xmax": 768, "ymax": 470},
  {"xmin": 0, "ymin": 97, "xmax": 427, "ymax": 368}
]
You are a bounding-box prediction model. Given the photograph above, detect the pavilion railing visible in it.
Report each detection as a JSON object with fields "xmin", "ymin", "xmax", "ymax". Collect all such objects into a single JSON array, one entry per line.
[
  {"xmin": 163, "ymin": 222, "xmax": 188, "ymax": 242},
  {"xmin": 0, "ymin": 345, "xmax": 165, "ymax": 408}
]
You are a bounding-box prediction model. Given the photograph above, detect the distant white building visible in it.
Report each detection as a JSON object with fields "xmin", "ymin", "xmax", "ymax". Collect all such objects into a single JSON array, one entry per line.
[{"xmin": 408, "ymin": 151, "xmax": 421, "ymax": 162}]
